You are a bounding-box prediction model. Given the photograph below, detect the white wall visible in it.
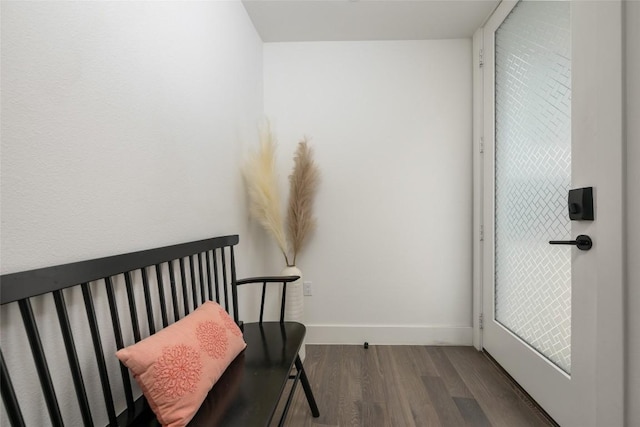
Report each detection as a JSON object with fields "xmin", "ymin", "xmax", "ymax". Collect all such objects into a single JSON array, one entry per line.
[
  {"xmin": 625, "ymin": 1, "xmax": 640, "ymax": 425},
  {"xmin": 1, "ymin": 1, "xmax": 264, "ymax": 273},
  {"xmin": 0, "ymin": 1, "xmax": 264, "ymax": 425},
  {"xmin": 263, "ymin": 40, "xmax": 473, "ymax": 344}
]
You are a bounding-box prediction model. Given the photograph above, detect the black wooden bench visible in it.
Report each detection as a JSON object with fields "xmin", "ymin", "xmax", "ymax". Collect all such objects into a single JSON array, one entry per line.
[{"xmin": 0, "ymin": 235, "xmax": 319, "ymax": 426}]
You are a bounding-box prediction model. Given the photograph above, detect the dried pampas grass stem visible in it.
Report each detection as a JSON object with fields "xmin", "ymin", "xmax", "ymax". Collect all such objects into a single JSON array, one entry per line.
[
  {"xmin": 243, "ymin": 122, "xmax": 290, "ymax": 264},
  {"xmin": 287, "ymin": 138, "xmax": 320, "ymax": 266}
]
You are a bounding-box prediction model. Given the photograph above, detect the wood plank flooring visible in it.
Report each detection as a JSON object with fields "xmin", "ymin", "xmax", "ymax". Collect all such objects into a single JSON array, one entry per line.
[{"xmin": 281, "ymin": 345, "xmax": 556, "ymax": 427}]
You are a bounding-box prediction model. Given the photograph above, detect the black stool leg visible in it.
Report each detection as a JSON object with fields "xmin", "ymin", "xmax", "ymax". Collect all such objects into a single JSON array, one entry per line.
[{"xmin": 294, "ymin": 355, "xmax": 320, "ymax": 417}]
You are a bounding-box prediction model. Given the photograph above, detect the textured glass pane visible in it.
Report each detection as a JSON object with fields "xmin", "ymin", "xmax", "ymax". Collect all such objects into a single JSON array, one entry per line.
[{"xmin": 494, "ymin": 1, "xmax": 572, "ymax": 373}]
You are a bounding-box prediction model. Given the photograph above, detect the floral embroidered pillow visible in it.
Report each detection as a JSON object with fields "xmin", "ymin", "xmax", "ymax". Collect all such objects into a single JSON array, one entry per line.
[{"xmin": 116, "ymin": 301, "xmax": 246, "ymax": 427}]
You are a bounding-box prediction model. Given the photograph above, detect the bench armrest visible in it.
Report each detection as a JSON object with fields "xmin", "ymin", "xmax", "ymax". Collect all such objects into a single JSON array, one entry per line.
[
  {"xmin": 235, "ymin": 275, "xmax": 300, "ymax": 286},
  {"xmin": 232, "ymin": 276, "xmax": 300, "ymax": 324}
]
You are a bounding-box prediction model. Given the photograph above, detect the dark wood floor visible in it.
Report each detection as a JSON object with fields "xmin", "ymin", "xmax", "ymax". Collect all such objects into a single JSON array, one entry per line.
[{"xmin": 281, "ymin": 345, "xmax": 556, "ymax": 427}]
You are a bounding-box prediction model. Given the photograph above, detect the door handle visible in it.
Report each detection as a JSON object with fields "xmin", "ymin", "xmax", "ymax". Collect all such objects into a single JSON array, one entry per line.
[{"xmin": 549, "ymin": 234, "xmax": 592, "ymax": 251}]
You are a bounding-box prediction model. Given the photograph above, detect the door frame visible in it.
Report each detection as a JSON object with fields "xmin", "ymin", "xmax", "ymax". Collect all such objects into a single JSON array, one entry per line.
[{"xmin": 472, "ymin": 0, "xmax": 625, "ymax": 425}]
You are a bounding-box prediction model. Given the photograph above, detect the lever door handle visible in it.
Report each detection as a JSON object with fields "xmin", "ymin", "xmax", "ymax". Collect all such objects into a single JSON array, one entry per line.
[{"xmin": 549, "ymin": 234, "xmax": 592, "ymax": 251}]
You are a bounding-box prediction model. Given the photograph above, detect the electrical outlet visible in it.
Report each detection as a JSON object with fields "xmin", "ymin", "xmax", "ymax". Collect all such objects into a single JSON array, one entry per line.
[{"xmin": 303, "ymin": 281, "xmax": 312, "ymax": 296}]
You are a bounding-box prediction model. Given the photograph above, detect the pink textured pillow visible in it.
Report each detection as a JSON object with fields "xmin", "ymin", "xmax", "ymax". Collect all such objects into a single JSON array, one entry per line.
[{"xmin": 116, "ymin": 301, "xmax": 246, "ymax": 427}]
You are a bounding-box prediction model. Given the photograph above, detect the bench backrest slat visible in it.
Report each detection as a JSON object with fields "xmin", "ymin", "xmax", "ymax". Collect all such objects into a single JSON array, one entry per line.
[
  {"xmin": 195, "ymin": 255, "xmax": 205, "ymax": 306},
  {"xmin": 205, "ymin": 252, "xmax": 214, "ymax": 305},
  {"xmin": 168, "ymin": 259, "xmax": 180, "ymax": 322},
  {"xmin": 154, "ymin": 264, "xmax": 170, "ymax": 329},
  {"xmin": 124, "ymin": 272, "xmax": 142, "ymax": 344},
  {"xmin": 197, "ymin": 254, "xmax": 205, "ymax": 306},
  {"xmin": 188, "ymin": 255, "xmax": 198, "ymax": 307},
  {"xmin": 81, "ymin": 283, "xmax": 118, "ymax": 426},
  {"xmin": 104, "ymin": 276, "xmax": 137, "ymax": 414},
  {"xmin": 178, "ymin": 258, "xmax": 190, "ymax": 315},
  {"xmin": 221, "ymin": 249, "xmax": 229, "ymax": 311},
  {"xmin": 1, "ymin": 350, "xmax": 25, "ymax": 427},
  {"xmin": 140, "ymin": 268, "xmax": 156, "ymax": 336},
  {"xmin": 53, "ymin": 290, "xmax": 94, "ymax": 426},
  {"xmin": 18, "ymin": 299, "xmax": 64, "ymax": 427},
  {"xmin": 230, "ymin": 247, "xmax": 239, "ymax": 321},
  {"xmin": 212, "ymin": 249, "xmax": 220, "ymax": 303}
]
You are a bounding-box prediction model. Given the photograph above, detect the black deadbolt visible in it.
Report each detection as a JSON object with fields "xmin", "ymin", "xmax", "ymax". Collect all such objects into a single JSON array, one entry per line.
[{"xmin": 568, "ymin": 187, "xmax": 594, "ymax": 220}]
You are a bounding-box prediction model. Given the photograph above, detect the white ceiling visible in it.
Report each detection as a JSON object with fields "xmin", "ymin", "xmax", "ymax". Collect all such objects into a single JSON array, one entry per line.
[{"xmin": 242, "ymin": 0, "xmax": 500, "ymax": 42}]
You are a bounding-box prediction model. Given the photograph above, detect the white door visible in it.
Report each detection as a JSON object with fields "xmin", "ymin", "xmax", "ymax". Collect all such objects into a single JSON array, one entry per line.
[{"xmin": 480, "ymin": 1, "xmax": 625, "ymax": 426}]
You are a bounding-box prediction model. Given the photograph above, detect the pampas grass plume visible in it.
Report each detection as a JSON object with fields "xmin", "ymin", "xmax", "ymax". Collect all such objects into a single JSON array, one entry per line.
[
  {"xmin": 287, "ymin": 138, "xmax": 320, "ymax": 266},
  {"xmin": 243, "ymin": 122, "xmax": 290, "ymax": 263}
]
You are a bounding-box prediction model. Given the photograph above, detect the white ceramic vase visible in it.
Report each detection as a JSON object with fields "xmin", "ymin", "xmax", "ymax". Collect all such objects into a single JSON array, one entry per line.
[{"xmin": 281, "ymin": 265, "xmax": 305, "ymax": 360}]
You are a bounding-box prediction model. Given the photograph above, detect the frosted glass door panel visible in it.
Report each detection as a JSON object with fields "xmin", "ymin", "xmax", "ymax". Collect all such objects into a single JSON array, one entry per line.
[{"xmin": 494, "ymin": 1, "xmax": 572, "ymax": 374}]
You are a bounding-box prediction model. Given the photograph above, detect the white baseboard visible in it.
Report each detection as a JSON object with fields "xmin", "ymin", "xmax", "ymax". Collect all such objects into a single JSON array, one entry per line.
[{"xmin": 305, "ymin": 324, "xmax": 473, "ymax": 346}]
